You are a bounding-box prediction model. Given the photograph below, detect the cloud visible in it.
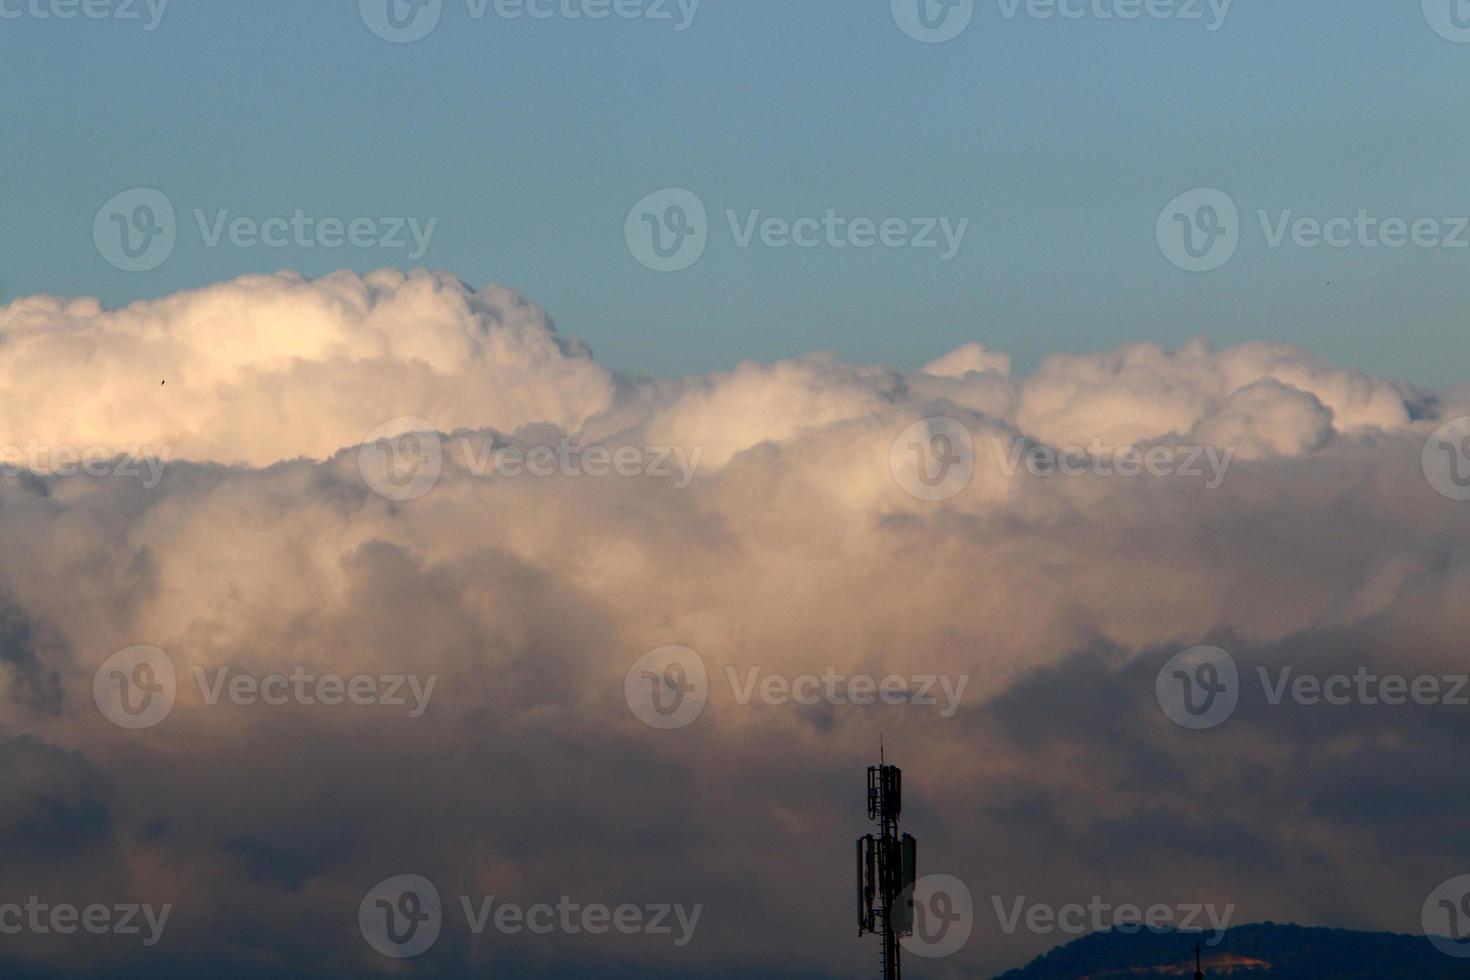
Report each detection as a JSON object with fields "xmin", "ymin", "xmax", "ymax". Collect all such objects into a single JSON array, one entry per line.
[
  {"xmin": 0, "ymin": 270, "xmax": 1467, "ymax": 977},
  {"xmin": 0, "ymin": 269, "xmax": 614, "ymax": 467}
]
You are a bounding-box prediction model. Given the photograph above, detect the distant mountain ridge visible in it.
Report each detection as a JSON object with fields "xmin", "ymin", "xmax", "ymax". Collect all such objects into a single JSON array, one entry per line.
[{"xmin": 995, "ymin": 923, "xmax": 1470, "ymax": 979}]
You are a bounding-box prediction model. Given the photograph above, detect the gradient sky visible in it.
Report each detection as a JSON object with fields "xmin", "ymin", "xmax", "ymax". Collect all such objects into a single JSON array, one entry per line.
[
  {"xmin": 2, "ymin": 0, "xmax": 1469, "ymax": 387},
  {"xmin": 10, "ymin": 7, "xmax": 1470, "ymax": 977}
]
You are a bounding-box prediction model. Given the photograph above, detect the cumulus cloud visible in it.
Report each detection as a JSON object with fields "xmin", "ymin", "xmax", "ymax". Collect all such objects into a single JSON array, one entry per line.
[
  {"xmin": 0, "ymin": 269, "xmax": 614, "ymax": 467},
  {"xmin": 0, "ymin": 270, "xmax": 1467, "ymax": 978}
]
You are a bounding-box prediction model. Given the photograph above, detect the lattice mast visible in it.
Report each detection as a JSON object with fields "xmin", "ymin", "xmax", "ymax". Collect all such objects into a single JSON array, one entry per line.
[{"xmin": 856, "ymin": 742, "xmax": 917, "ymax": 980}]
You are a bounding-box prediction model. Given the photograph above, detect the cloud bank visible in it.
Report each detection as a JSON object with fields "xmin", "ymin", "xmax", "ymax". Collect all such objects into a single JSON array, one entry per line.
[{"xmin": 1, "ymin": 270, "xmax": 1467, "ymax": 978}]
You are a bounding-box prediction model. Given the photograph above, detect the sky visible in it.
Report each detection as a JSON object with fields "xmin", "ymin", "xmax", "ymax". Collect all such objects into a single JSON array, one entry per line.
[
  {"xmin": 2, "ymin": 0, "xmax": 1470, "ymax": 387},
  {"xmin": 1, "ymin": 269, "xmax": 1469, "ymax": 977},
  {"xmin": 5, "ymin": 3, "xmax": 1470, "ymax": 979}
]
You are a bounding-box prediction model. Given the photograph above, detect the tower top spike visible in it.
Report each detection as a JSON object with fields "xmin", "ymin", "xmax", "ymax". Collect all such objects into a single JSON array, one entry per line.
[{"xmin": 1194, "ymin": 942, "xmax": 1204, "ymax": 980}]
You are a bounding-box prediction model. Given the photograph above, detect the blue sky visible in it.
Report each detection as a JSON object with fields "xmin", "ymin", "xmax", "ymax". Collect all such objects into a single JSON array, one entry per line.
[{"xmin": 2, "ymin": 0, "xmax": 1469, "ymax": 386}]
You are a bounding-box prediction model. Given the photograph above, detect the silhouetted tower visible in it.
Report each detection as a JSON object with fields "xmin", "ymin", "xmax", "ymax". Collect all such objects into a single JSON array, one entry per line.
[
  {"xmin": 1194, "ymin": 942, "xmax": 1204, "ymax": 980},
  {"xmin": 856, "ymin": 744, "xmax": 917, "ymax": 980}
]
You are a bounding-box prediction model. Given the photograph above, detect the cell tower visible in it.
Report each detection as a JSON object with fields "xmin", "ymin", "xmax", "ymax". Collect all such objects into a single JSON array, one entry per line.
[{"xmin": 856, "ymin": 743, "xmax": 917, "ymax": 980}]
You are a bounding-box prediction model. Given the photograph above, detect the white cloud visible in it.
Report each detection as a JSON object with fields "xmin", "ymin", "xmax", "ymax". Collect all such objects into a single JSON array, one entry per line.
[
  {"xmin": 0, "ymin": 269, "xmax": 615, "ymax": 467},
  {"xmin": 0, "ymin": 271, "xmax": 1465, "ymax": 977}
]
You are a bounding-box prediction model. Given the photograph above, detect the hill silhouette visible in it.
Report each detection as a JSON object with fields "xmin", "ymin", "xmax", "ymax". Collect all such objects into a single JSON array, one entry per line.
[{"xmin": 995, "ymin": 923, "xmax": 1470, "ymax": 979}]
